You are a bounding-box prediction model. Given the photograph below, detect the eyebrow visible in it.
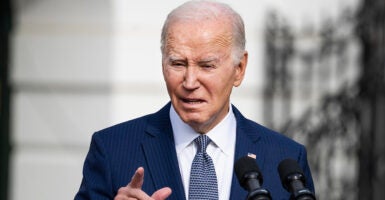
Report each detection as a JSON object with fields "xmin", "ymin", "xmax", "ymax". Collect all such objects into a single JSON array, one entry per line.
[
  {"xmin": 198, "ymin": 57, "xmax": 219, "ymax": 64},
  {"xmin": 168, "ymin": 56, "xmax": 186, "ymax": 62},
  {"xmin": 167, "ymin": 55, "xmax": 220, "ymax": 64}
]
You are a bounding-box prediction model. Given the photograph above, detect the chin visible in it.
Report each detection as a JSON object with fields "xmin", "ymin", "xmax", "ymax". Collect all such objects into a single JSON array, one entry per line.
[
  {"xmin": 181, "ymin": 113, "xmax": 205, "ymax": 123},
  {"xmin": 182, "ymin": 115, "xmax": 206, "ymax": 125},
  {"xmin": 184, "ymin": 116, "xmax": 214, "ymax": 132}
]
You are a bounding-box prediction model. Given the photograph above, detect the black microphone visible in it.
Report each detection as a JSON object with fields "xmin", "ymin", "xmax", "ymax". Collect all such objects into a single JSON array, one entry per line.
[
  {"xmin": 234, "ymin": 156, "xmax": 272, "ymax": 200},
  {"xmin": 278, "ymin": 159, "xmax": 316, "ymax": 200}
]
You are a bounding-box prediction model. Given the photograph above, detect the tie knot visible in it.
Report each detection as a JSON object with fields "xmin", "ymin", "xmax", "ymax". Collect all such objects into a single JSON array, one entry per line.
[{"xmin": 194, "ymin": 135, "xmax": 211, "ymax": 153}]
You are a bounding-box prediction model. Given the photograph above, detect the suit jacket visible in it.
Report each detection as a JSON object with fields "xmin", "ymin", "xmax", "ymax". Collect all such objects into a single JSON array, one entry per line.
[{"xmin": 75, "ymin": 103, "xmax": 315, "ymax": 200}]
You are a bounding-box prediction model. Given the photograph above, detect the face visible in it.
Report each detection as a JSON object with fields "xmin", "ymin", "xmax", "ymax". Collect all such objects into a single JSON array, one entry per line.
[{"xmin": 162, "ymin": 19, "xmax": 248, "ymax": 133}]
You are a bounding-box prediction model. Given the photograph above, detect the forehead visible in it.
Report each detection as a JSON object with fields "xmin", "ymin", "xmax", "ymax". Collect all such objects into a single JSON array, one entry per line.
[{"xmin": 165, "ymin": 19, "xmax": 234, "ymax": 52}]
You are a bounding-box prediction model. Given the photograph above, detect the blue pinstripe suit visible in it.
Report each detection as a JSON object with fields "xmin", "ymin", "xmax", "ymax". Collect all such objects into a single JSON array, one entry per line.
[{"xmin": 75, "ymin": 103, "xmax": 314, "ymax": 200}]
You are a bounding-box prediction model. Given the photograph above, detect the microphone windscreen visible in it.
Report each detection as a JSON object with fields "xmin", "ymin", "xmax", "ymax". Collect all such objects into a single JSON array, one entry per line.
[
  {"xmin": 234, "ymin": 156, "xmax": 261, "ymax": 184},
  {"xmin": 278, "ymin": 159, "xmax": 305, "ymax": 185}
]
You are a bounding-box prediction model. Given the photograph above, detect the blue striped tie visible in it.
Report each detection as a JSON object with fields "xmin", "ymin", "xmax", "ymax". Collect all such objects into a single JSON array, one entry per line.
[{"xmin": 189, "ymin": 135, "xmax": 218, "ymax": 200}]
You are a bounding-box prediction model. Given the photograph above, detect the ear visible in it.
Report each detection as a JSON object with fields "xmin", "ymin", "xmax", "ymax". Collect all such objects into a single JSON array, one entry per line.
[{"xmin": 233, "ymin": 51, "xmax": 248, "ymax": 87}]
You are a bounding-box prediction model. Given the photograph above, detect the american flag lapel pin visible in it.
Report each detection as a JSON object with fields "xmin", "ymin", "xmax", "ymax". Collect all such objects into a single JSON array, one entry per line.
[{"xmin": 247, "ymin": 153, "xmax": 256, "ymax": 159}]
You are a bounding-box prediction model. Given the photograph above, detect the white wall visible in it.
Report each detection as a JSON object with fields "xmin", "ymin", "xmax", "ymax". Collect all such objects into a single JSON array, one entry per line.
[{"xmin": 10, "ymin": 0, "xmax": 358, "ymax": 199}]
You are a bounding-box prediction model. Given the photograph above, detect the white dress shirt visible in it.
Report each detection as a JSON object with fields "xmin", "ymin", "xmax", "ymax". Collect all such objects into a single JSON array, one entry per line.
[{"xmin": 170, "ymin": 105, "xmax": 236, "ymax": 200}]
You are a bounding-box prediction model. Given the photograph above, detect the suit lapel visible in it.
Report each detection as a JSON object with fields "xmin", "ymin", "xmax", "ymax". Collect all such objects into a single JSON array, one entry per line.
[
  {"xmin": 140, "ymin": 104, "xmax": 267, "ymax": 200},
  {"xmin": 229, "ymin": 105, "xmax": 267, "ymax": 199},
  {"xmin": 141, "ymin": 103, "xmax": 186, "ymax": 200}
]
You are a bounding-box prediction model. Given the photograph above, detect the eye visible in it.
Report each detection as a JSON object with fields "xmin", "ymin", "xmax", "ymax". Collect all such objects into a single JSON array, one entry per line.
[
  {"xmin": 170, "ymin": 61, "xmax": 186, "ymax": 67},
  {"xmin": 173, "ymin": 62, "xmax": 184, "ymax": 66},
  {"xmin": 201, "ymin": 64, "xmax": 215, "ymax": 70}
]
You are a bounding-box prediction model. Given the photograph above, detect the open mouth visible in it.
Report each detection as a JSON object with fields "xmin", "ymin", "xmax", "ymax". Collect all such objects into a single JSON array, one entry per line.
[{"xmin": 181, "ymin": 98, "xmax": 205, "ymax": 104}]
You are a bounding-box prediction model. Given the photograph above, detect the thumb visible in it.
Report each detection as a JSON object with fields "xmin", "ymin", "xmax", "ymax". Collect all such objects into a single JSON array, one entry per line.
[{"xmin": 151, "ymin": 187, "xmax": 172, "ymax": 200}]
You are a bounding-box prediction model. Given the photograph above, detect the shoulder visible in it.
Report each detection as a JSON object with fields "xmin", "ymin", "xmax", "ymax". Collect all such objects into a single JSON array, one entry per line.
[
  {"xmin": 250, "ymin": 119, "xmax": 302, "ymax": 148},
  {"xmin": 232, "ymin": 105, "xmax": 305, "ymax": 150},
  {"xmin": 92, "ymin": 103, "xmax": 171, "ymax": 144},
  {"xmin": 86, "ymin": 114, "xmax": 152, "ymax": 157},
  {"xmin": 95, "ymin": 114, "xmax": 151, "ymax": 137}
]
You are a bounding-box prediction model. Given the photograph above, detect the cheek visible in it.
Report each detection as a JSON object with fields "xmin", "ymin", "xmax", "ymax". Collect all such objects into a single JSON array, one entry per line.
[
  {"xmin": 207, "ymin": 69, "xmax": 235, "ymax": 87},
  {"xmin": 164, "ymin": 70, "xmax": 181, "ymax": 89},
  {"xmin": 206, "ymin": 74, "xmax": 235, "ymax": 98}
]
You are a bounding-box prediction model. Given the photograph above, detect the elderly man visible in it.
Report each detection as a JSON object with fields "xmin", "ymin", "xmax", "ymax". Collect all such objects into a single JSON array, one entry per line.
[{"xmin": 75, "ymin": 1, "xmax": 315, "ymax": 200}]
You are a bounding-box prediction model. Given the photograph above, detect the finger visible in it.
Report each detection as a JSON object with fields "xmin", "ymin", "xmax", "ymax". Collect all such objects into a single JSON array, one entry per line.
[
  {"xmin": 151, "ymin": 187, "xmax": 172, "ymax": 200},
  {"xmin": 128, "ymin": 167, "xmax": 145, "ymax": 189}
]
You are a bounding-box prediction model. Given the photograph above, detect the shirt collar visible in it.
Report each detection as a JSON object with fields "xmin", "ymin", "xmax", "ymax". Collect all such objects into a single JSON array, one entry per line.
[{"xmin": 170, "ymin": 104, "xmax": 236, "ymax": 156}]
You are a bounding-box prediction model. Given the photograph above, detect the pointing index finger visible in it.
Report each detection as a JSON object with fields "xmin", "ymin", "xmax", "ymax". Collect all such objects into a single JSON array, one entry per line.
[{"xmin": 128, "ymin": 167, "xmax": 145, "ymax": 189}]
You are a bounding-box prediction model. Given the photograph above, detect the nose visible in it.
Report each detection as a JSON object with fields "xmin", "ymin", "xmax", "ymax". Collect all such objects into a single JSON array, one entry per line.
[{"xmin": 183, "ymin": 66, "xmax": 200, "ymax": 90}]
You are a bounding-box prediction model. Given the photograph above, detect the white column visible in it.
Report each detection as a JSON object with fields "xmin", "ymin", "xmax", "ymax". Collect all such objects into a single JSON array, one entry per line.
[{"xmin": 10, "ymin": 0, "xmax": 113, "ymax": 199}]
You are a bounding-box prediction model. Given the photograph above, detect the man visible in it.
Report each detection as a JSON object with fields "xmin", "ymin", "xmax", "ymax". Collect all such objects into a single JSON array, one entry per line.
[{"xmin": 75, "ymin": 1, "xmax": 315, "ymax": 199}]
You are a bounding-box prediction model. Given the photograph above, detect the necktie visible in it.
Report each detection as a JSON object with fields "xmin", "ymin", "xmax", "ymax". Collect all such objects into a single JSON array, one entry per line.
[{"xmin": 189, "ymin": 135, "xmax": 218, "ymax": 200}]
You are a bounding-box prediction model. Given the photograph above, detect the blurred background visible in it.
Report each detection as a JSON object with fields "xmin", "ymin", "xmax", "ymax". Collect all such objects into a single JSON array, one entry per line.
[{"xmin": 0, "ymin": 0, "xmax": 384, "ymax": 199}]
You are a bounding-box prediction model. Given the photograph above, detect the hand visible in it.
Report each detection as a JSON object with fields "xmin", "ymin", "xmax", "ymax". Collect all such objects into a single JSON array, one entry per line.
[{"xmin": 114, "ymin": 167, "xmax": 172, "ymax": 200}]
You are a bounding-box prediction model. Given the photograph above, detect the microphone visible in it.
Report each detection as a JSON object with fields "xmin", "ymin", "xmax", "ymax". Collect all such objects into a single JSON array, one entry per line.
[
  {"xmin": 234, "ymin": 156, "xmax": 271, "ymax": 200},
  {"xmin": 278, "ymin": 159, "xmax": 316, "ymax": 200}
]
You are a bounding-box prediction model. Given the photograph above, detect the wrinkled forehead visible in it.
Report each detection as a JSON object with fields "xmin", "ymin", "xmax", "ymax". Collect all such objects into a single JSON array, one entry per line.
[{"xmin": 165, "ymin": 19, "xmax": 234, "ymax": 51}]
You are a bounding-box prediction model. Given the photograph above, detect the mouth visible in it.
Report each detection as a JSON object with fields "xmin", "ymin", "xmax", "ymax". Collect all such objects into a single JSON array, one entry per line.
[{"xmin": 181, "ymin": 98, "xmax": 205, "ymax": 104}]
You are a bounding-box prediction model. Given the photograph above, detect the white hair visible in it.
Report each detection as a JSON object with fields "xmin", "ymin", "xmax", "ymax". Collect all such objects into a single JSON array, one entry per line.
[{"xmin": 160, "ymin": 0, "xmax": 246, "ymax": 63}]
